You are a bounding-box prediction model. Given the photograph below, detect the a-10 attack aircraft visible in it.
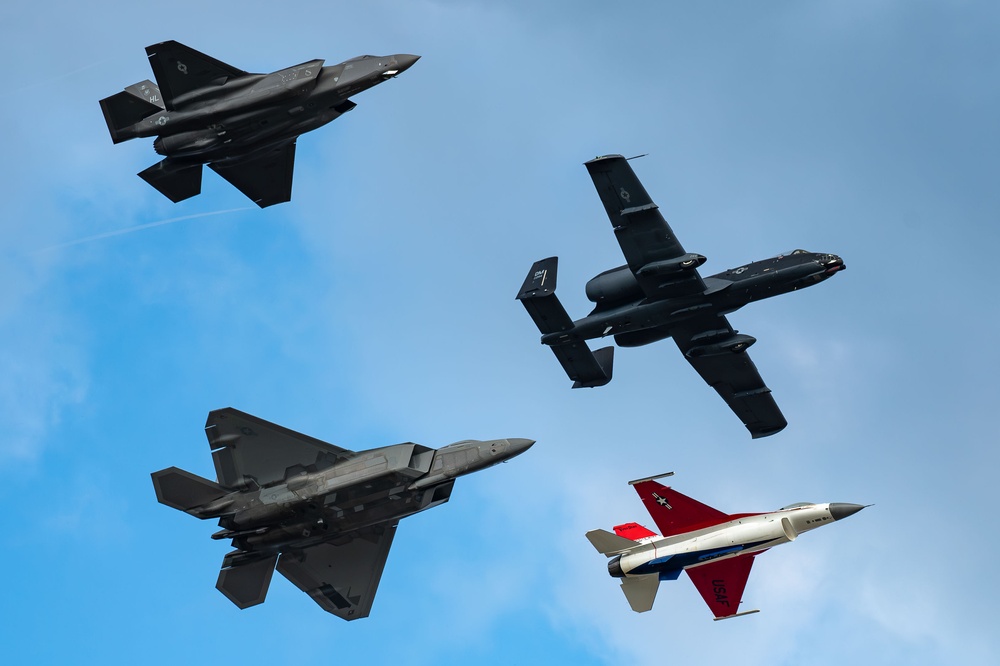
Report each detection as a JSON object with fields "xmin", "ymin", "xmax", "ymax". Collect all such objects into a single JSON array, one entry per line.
[
  {"xmin": 585, "ymin": 473, "xmax": 865, "ymax": 620},
  {"xmin": 100, "ymin": 41, "xmax": 418, "ymax": 207},
  {"xmin": 151, "ymin": 408, "xmax": 533, "ymax": 619},
  {"xmin": 517, "ymin": 155, "xmax": 846, "ymax": 438}
]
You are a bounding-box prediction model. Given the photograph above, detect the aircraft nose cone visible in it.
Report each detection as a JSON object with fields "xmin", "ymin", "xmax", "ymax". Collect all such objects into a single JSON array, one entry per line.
[
  {"xmin": 829, "ymin": 503, "xmax": 866, "ymax": 521},
  {"xmin": 506, "ymin": 438, "xmax": 535, "ymax": 455},
  {"xmin": 392, "ymin": 54, "xmax": 420, "ymax": 72}
]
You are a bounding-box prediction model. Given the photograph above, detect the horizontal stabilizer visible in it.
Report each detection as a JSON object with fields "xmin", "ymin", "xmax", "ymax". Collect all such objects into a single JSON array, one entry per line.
[
  {"xmin": 138, "ymin": 159, "xmax": 203, "ymax": 203},
  {"xmin": 151, "ymin": 466, "xmax": 227, "ymax": 515},
  {"xmin": 585, "ymin": 529, "xmax": 639, "ymax": 555},
  {"xmin": 217, "ymin": 552, "xmax": 278, "ymax": 609},
  {"xmin": 553, "ymin": 343, "xmax": 613, "ymax": 389},
  {"xmin": 620, "ymin": 574, "xmax": 659, "ymax": 613},
  {"xmin": 99, "ymin": 90, "xmax": 163, "ymax": 144}
]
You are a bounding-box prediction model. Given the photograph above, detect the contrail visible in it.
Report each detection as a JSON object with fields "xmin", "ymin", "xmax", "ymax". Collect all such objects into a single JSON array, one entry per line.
[
  {"xmin": 6, "ymin": 57, "xmax": 117, "ymax": 97},
  {"xmin": 36, "ymin": 207, "xmax": 252, "ymax": 252}
]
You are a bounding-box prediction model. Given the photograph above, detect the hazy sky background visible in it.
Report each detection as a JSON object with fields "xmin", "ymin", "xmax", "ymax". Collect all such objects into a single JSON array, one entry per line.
[{"xmin": 1, "ymin": 1, "xmax": 997, "ymax": 664}]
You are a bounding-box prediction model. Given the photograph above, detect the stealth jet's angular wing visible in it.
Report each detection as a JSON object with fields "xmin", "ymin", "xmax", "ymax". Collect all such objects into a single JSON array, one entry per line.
[
  {"xmin": 206, "ymin": 408, "xmax": 353, "ymax": 488},
  {"xmin": 146, "ymin": 40, "xmax": 249, "ymax": 110},
  {"xmin": 686, "ymin": 554, "xmax": 757, "ymax": 620},
  {"xmin": 209, "ymin": 140, "xmax": 297, "ymax": 208},
  {"xmin": 146, "ymin": 40, "xmax": 248, "ymax": 111},
  {"xmin": 277, "ymin": 524, "xmax": 397, "ymax": 620},
  {"xmin": 585, "ymin": 155, "xmax": 707, "ymax": 301},
  {"xmin": 630, "ymin": 479, "xmax": 729, "ymax": 537},
  {"xmin": 671, "ymin": 316, "xmax": 787, "ymax": 439}
]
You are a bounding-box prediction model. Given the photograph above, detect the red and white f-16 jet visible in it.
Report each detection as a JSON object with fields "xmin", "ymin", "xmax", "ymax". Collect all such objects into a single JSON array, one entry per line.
[{"xmin": 585, "ymin": 473, "xmax": 866, "ymax": 620}]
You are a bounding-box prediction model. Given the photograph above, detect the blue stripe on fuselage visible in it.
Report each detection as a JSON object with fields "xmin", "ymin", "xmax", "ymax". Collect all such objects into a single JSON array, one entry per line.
[{"xmin": 632, "ymin": 540, "xmax": 772, "ymax": 578}]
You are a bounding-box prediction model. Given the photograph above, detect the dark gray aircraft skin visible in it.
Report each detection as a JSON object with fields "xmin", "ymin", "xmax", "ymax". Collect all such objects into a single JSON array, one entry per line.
[
  {"xmin": 151, "ymin": 408, "xmax": 533, "ymax": 619},
  {"xmin": 517, "ymin": 155, "xmax": 845, "ymax": 438},
  {"xmin": 100, "ymin": 41, "xmax": 418, "ymax": 207}
]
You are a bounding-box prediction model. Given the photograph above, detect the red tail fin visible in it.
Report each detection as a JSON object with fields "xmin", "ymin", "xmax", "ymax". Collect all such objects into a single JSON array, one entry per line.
[{"xmin": 613, "ymin": 522, "xmax": 658, "ymax": 540}]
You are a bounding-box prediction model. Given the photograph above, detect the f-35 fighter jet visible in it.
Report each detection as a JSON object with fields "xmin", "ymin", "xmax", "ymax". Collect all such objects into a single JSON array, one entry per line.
[
  {"xmin": 517, "ymin": 155, "xmax": 845, "ymax": 438},
  {"xmin": 100, "ymin": 41, "xmax": 418, "ymax": 207},
  {"xmin": 586, "ymin": 472, "xmax": 865, "ymax": 620},
  {"xmin": 151, "ymin": 408, "xmax": 533, "ymax": 619}
]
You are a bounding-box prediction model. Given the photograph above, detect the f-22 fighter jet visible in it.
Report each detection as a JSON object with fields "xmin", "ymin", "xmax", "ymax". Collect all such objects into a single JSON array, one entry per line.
[
  {"xmin": 100, "ymin": 41, "xmax": 418, "ymax": 207},
  {"xmin": 518, "ymin": 155, "xmax": 845, "ymax": 438},
  {"xmin": 151, "ymin": 408, "xmax": 533, "ymax": 619},
  {"xmin": 586, "ymin": 473, "xmax": 865, "ymax": 620}
]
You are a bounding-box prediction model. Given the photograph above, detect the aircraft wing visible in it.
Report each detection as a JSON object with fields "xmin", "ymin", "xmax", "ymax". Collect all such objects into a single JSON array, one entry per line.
[
  {"xmin": 146, "ymin": 40, "xmax": 248, "ymax": 110},
  {"xmin": 208, "ymin": 140, "xmax": 296, "ymax": 208},
  {"xmin": 205, "ymin": 408, "xmax": 352, "ymax": 489},
  {"xmin": 630, "ymin": 479, "xmax": 729, "ymax": 537},
  {"xmin": 584, "ymin": 155, "xmax": 707, "ymax": 300},
  {"xmin": 671, "ymin": 316, "xmax": 787, "ymax": 439},
  {"xmin": 277, "ymin": 524, "xmax": 397, "ymax": 620},
  {"xmin": 686, "ymin": 554, "xmax": 756, "ymax": 619}
]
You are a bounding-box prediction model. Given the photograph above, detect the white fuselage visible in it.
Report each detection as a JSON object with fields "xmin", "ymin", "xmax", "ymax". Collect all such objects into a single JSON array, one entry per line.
[{"xmin": 618, "ymin": 503, "xmax": 836, "ymax": 577}]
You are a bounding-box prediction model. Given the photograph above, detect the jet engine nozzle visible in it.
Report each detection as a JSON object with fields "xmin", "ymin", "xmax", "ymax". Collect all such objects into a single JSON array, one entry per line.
[{"xmin": 608, "ymin": 554, "xmax": 625, "ymax": 578}]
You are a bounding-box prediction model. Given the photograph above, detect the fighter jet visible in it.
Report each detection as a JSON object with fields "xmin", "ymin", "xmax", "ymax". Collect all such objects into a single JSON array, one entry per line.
[
  {"xmin": 99, "ymin": 41, "xmax": 419, "ymax": 207},
  {"xmin": 151, "ymin": 408, "xmax": 533, "ymax": 619},
  {"xmin": 517, "ymin": 154, "xmax": 846, "ymax": 438},
  {"xmin": 585, "ymin": 473, "xmax": 866, "ymax": 620}
]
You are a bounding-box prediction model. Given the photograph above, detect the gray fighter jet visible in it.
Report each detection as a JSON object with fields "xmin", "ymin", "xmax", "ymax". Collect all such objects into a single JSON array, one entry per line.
[
  {"xmin": 517, "ymin": 155, "xmax": 845, "ymax": 438},
  {"xmin": 100, "ymin": 41, "xmax": 418, "ymax": 207},
  {"xmin": 151, "ymin": 408, "xmax": 533, "ymax": 619}
]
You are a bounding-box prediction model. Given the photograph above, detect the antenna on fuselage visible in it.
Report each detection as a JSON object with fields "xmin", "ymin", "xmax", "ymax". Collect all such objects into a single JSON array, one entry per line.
[{"xmin": 627, "ymin": 471, "xmax": 674, "ymax": 486}]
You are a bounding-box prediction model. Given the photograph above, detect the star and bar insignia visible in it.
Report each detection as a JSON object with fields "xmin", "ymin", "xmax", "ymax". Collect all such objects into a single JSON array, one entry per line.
[{"xmin": 652, "ymin": 492, "xmax": 672, "ymax": 509}]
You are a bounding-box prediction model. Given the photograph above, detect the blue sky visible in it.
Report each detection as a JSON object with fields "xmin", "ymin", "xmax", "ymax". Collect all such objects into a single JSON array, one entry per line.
[{"xmin": 1, "ymin": 1, "xmax": 998, "ymax": 664}]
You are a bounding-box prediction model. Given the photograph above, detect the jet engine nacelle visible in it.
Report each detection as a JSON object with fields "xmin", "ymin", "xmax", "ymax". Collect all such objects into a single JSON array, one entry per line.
[{"xmin": 586, "ymin": 265, "xmax": 644, "ymax": 304}]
